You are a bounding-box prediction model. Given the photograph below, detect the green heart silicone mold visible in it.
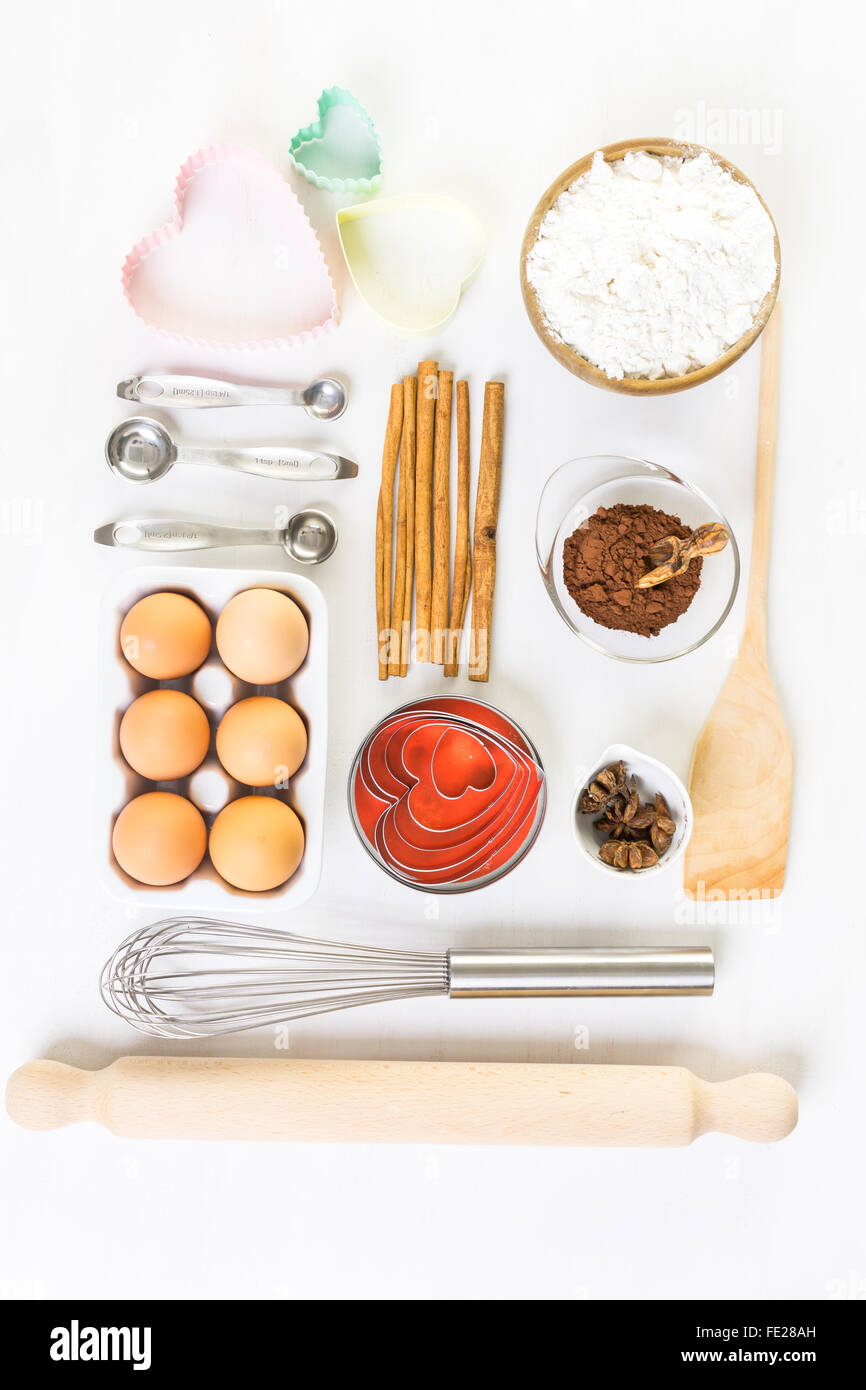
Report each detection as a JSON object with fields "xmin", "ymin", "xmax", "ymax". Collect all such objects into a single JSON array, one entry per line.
[{"xmin": 288, "ymin": 87, "xmax": 383, "ymax": 195}]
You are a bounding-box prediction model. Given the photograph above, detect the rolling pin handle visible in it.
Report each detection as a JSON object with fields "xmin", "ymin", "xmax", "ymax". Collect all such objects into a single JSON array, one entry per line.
[
  {"xmin": 696, "ymin": 1072, "xmax": 798, "ymax": 1143},
  {"xmin": 5, "ymin": 1060, "xmax": 95, "ymax": 1132}
]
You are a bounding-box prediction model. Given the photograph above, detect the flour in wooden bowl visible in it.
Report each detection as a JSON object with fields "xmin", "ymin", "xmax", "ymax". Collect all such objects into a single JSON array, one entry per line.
[{"xmin": 525, "ymin": 150, "xmax": 777, "ymax": 381}]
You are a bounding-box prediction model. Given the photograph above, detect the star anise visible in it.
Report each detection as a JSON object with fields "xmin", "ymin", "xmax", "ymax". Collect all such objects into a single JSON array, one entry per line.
[
  {"xmin": 599, "ymin": 838, "xmax": 660, "ymax": 870},
  {"xmin": 576, "ymin": 760, "xmax": 628, "ymax": 815},
  {"xmin": 595, "ymin": 809, "xmax": 629, "ymax": 839},
  {"xmin": 647, "ymin": 792, "xmax": 676, "ymax": 855},
  {"xmin": 595, "ymin": 786, "xmax": 651, "ymax": 840},
  {"xmin": 577, "ymin": 762, "xmax": 678, "ymax": 871}
]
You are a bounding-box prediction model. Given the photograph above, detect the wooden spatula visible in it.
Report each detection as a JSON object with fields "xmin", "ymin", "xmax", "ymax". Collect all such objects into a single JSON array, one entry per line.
[
  {"xmin": 684, "ymin": 304, "xmax": 792, "ymax": 899},
  {"xmin": 6, "ymin": 1056, "xmax": 797, "ymax": 1146}
]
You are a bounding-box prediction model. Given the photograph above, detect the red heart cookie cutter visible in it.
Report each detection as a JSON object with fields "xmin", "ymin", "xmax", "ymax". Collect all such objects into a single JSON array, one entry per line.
[{"xmin": 349, "ymin": 697, "xmax": 546, "ymax": 892}]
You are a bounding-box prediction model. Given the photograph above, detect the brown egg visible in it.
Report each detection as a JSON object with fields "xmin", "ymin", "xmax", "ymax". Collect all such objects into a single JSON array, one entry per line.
[
  {"xmin": 120, "ymin": 592, "xmax": 212, "ymax": 679},
  {"xmin": 216, "ymin": 697, "xmax": 307, "ymax": 787},
  {"xmin": 216, "ymin": 588, "xmax": 308, "ymax": 685},
  {"xmin": 112, "ymin": 792, "xmax": 207, "ymax": 886},
  {"xmin": 209, "ymin": 796, "xmax": 304, "ymax": 891},
  {"xmin": 119, "ymin": 689, "xmax": 211, "ymax": 781}
]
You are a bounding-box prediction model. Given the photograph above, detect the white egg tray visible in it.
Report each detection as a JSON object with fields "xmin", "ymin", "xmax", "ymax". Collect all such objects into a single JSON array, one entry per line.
[{"xmin": 99, "ymin": 565, "xmax": 327, "ymax": 911}]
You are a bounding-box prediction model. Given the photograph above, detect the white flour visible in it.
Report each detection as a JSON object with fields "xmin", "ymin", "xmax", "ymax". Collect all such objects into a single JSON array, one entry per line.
[{"xmin": 526, "ymin": 150, "xmax": 777, "ymax": 380}]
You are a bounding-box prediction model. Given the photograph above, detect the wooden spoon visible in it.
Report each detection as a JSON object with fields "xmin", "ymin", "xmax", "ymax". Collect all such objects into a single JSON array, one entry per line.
[{"xmin": 684, "ymin": 304, "xmax": 792, "ymax": 899}]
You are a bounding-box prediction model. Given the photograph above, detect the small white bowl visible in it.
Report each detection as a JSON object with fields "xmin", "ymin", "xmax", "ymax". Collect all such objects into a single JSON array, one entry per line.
[{"xmin": 571, "ymin": 743, "xmax": 692, "ymax": 879}]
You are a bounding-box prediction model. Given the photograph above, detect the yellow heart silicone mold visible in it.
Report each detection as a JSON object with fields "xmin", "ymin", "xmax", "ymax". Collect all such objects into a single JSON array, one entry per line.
[{"xmin": 337, "ymin": 195, "xmax": 485, "ymax": 335}]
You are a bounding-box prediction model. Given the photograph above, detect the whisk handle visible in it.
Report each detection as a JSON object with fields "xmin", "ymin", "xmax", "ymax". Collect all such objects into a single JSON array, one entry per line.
[
  {"xmin": 6, "ymin": 1057, "xmax": 797, "ymax": 1146},
  {"xmin": 447, "ymin": 947, "xmax": 714, "ymax": 996}
]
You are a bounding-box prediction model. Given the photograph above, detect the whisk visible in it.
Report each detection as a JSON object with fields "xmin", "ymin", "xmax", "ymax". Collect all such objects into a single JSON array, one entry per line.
[{"xmin": 100, "ymin": 918, "xmax": 714, "ymax": 1038}]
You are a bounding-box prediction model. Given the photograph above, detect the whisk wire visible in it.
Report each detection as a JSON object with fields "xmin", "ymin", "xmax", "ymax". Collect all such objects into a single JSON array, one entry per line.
[{"xmin": 100, "ymin": 917, "xmax": 450, "ymax": 1037}]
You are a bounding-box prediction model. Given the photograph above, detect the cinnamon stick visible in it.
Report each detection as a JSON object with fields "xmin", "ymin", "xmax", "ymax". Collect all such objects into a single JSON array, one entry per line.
[
  {"xmin": 414, "ymin": 359, "xmax": 437, "ymax": 660},
  {"xmin": 430, "ymin": 370, "xmax": 453, "ymax": 664},
  {"xmin": 375, "ymin": 495, "xmax": 386, "ymax": 680},
  {"xmin": 444, "ymin": 379, "xmax": 472, "ymax": 677},
  {"xmin": 469, "ymin": 381, "xmax": 505, "ymax": 683},
  {"xmin": 388, "ymin": 413, "xmax": 408, "ymax": 678},
  {"xmin": 376, "ymin": 382, "xmax": 403, "ymax": 678},
  {"xmin": 399, "ymin": 375, "xmax": 417, "ymax": 676}
]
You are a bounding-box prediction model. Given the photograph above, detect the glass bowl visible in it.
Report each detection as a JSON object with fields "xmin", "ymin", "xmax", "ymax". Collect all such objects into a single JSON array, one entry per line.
[{"xmin": 535, "ymin": 456, "xmax": 740, "ymax": 663}]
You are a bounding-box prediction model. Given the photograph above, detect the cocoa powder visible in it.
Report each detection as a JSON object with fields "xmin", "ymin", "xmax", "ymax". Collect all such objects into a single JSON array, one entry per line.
[{"xmin": 562, "ymin": 503, "xmax": 702, "ymax": 637}]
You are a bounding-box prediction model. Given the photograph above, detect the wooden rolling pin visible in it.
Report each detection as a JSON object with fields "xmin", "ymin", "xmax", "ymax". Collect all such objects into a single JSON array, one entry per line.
[{"xmin": 6, "ymin": 1058, "xmax": 797, "ymax": 1146}]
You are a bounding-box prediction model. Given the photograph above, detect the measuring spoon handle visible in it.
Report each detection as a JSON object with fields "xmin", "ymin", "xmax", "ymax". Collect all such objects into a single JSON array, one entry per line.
[
  {"xmin": 117, "ymin": 374, "xmax": 305, "ymax": 409},
  {"xmin": 93, "ymin": 520, "xmax": 278, "ymax": 552},
  {"xmin": 177, "ymin": 444, "xmax": 357, "ymax": 481}
]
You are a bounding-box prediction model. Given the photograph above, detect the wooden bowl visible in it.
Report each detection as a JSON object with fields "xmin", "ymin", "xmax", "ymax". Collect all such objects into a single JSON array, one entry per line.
[{"xmin": 520, "ymin": 138, "xmax": 781, "ymax": 396}]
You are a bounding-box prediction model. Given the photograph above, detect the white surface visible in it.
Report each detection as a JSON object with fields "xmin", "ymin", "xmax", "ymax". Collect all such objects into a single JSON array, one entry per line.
[
  {"xmin": 1, "ymin": 0, "xmax": 864, "ymax": 1301},
  {"xmin": 98, "ymin": 565, "xmax": 327, "ymax": 910}
]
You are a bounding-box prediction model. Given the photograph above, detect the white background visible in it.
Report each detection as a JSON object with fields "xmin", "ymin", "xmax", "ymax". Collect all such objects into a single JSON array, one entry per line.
[{"xmin": 1, "ymin": 0, "xmax": 864, "ymax": 1301}]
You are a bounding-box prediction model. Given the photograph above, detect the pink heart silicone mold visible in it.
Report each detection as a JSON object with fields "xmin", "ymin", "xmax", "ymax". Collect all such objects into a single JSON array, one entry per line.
[{"xmin": 121, "ymin": 144, "xmax": 339, "ymax": 351}]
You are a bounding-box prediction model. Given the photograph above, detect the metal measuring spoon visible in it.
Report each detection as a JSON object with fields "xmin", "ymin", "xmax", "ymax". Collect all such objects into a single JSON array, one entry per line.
[
  {"xmin": 93, "ymin": 510, "xmax": 339, "ymax": 565},
  {"xmin": 117, "ymin": 373, "xmax": 348, "ymax": 421},
  {"xmin": 106, "ymin": 417, "xmax": 357, "ymax": 484}
]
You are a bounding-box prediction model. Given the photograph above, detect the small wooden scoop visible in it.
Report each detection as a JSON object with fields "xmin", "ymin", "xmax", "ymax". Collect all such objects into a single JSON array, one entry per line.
[
  {"xmin": 684, "ymin": 304, "xmax": 793, "ymax": 899},
  {"xmin": 637, "ymin": 522, "xmax": 730, "ymax": 588},
  {"xmin": 6, "ymin": 1056, "xmax": 797, "ymax": 1146}
]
